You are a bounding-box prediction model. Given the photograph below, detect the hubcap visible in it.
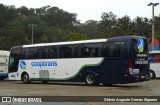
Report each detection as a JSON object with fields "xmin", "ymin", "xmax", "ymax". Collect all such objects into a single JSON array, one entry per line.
[
  {"xmin": 87, "ymin": 75, "xmax": 94, "ymax": 84},
  {"xmin": 150, "ymin": 72, "xmax": 153, "ymax": 78},
  {"xmin": 24, "ymin": 75, "xmax": 28, "ymax": 82}
]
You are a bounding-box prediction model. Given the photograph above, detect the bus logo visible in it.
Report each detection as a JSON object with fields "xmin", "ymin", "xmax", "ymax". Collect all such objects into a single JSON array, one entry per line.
[
  {"xmin": 20, "ymin": 60, "xmax": 26, "ymax": 70},
  {"xmin": 137, "ymin": 37, "xmax": 144, "ymax": 53}
]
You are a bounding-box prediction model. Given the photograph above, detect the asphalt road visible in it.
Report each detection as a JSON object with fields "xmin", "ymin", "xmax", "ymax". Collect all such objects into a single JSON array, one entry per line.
[{"xmin": 0, "ymin": 79, "xmax": 160, "ymax": 105}]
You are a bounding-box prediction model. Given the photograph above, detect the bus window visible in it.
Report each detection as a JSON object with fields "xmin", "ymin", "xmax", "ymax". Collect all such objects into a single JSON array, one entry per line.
[
  {"xmin": 81, "ymin": 43, "xmax": 102, "ymax": 58},
  {"xmin": 149, "ymin": 54, "xmax": 155, "ymax": 63},
  {"xmin": 47, "ymin": 46, "xmax": 57, "ymax": 59},
  {"xmin": 25, "ymin": 48, "xmax": 36, "ymax": 59},
  {"xmin": 102, "ymin": 42, "xmax": 125, "ymax": 57},
  {"xmin": 149, "ymin": 53, "xmax": 160, "ymax": 63},
  {"xmin": 36, "ymin": 47, "xmax": 47, "ymax": 59},
  {"xmin": 9, "ymin": 47, "xmax": 21, "ymax": 72},
  {"xmin": 82, "ymin": 45, "xmax": 91, "ymax": 57},
  {"xmin": 59, "ymin": 46, "xmax": 72, "ymax": 58},
  {"xmin": 73, "ymin": 47, "xmax": 81, "ymax": 58}
]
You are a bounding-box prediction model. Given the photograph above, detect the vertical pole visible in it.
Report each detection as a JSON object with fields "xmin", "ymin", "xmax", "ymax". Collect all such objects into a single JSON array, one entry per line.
[
  {"xmin": 152, "ymin": 5, "xmax": 155, "ymax": 51},
  {"xmin": 32, "ymin": 24, "xmax": 33, "ymax": 44}
]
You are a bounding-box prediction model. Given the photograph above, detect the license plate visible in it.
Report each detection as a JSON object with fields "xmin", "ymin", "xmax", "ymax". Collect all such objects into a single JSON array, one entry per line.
[{"xmin": 141, "ymin": 76, "xmax": 145, "ymax": 78}]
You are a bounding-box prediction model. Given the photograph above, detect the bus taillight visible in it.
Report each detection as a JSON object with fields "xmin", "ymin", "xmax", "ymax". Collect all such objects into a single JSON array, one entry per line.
[
  {"xmin": 128, "ymin": 59, "xmax": 133, "ymax": 68},
  {"xmin": 127, "ymin": 59, "xmax": 134, "ymax": 75}
]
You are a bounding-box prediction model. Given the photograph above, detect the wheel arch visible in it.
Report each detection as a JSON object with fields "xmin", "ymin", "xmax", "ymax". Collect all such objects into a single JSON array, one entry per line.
[
  {"xmin": 84, "ymin": 71, "xmax": 97, "ymax": 78},
  {"xmin": 21, "ymin": 71, "xmax": 30, "ymax": 81},
  {"xmin": 150, "ymin": 69, "xmax": 156, "ymax": 79}
]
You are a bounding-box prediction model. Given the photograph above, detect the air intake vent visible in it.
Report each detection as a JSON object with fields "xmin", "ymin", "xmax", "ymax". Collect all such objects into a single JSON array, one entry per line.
[{"xmin": 39, "ymin": 70, "xmax": 49, "ymax": 78}]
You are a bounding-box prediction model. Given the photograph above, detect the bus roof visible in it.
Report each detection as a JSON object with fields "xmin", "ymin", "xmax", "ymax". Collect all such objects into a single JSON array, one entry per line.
[
  {"xmin": 0, "ymin": 50, "xmax": 10, "ymax": 56},
  {"xmin": 22, "ymin": 39, "xmax": 107, "ymax": 48},
  {"xmin": 149, "ymin": 50, "xmax": 160, "ymax": 54},
  {"xmin": 11, "ymin": 36, "xmax": 146, "ymax": 49}
]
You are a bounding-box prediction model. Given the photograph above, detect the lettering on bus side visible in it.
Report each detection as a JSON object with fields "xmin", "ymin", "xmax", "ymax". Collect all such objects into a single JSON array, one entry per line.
[{"xmin": 31, "ymin": 61, "xmax": 57, "ymax": 68}]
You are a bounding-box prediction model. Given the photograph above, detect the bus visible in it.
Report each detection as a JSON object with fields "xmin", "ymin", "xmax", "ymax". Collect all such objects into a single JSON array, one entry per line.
[
  {"xmin": 149, "ymin": 51, "xmax": 160, "ymax": 79},
  {"xmin": 8, "ymin": 36, "xmax": 150, "ymax": 85},
  {"xmin": 0, "ymin": 50, "xmax": 10, "ymax": 80}
]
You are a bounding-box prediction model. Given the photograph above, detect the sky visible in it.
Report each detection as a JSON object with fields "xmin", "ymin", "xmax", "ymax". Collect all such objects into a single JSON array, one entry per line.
[{"xmin": 0, "ymin": 0, "xmax": 160, "ymax": 23}]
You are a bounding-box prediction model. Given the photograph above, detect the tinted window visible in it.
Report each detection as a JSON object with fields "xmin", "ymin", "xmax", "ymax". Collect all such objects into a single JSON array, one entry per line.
[
  {"xmin": 149, "ymin": 53, "xmax": 160, "ymax": 63},
  {"xmin": 35, "ymin": 47, "xmax": 47, "ymax": 59},
  {"xmin": 59, "ymin": 46, "xmax": 72, "ymax": 58},
  {"xmin": 25, "ymin": 48, "xmax": 36, "ymax": 59},
  {"xmin": 47, "ymin": 46, "xmax": 57, "ymax": 58},
  {"xmin": 81, "ymin": 43, "xmax": 103, "ymax": 58},
  {"xmin": 73, "ymin": 47, "xmax": 81, "ymax": 58},
  {"xmin": 102, "ymin": 42, "xmax": 125, "ymax": 57},
  {"xmin": 9, "ymin": 47, "xmax": 21, "ymax": 72}
]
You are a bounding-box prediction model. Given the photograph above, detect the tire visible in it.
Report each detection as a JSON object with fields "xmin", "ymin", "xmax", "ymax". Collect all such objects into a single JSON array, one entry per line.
[
  {"xmin": 150, "ymin": 70, "xmax": 156, "ymax": 79},
  {"xmin": 22, "ymin": 73, "xmax": 31, "ymax": 84},
  {"xmin": 42, "ymin": 81, "xmax": 48, "ymax": 84},
  {"xmin": 85, "ymin": 73, "xmax": 99, "ymax": 86}
]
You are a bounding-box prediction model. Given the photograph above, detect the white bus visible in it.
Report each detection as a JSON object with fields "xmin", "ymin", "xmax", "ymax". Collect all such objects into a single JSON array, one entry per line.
[
  {"xmin": 0, "ymin": 50, "xmax": 10, "ymax": 80},
  {"xmin": 149, "ymin": 50, "xmax": 160, "ymax": 79},
  {"xmin": 8, "ymin": 36, "xmax": 150, "ymax": 85}
]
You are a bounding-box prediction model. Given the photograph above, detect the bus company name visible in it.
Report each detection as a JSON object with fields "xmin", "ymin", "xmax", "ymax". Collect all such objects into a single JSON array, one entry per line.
[
  {"xmin": 31, "ymin": 61, "xmax": 57, "ymax": 68},
  {"xmin": 136, "ymin": 54, "xmax": 147, "ymax": 57}
]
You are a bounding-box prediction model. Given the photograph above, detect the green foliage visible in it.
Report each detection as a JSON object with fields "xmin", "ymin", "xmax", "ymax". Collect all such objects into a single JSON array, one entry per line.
[
  {"xmin": 0, "ymin": 3, "xmax": 159, "ymax": 51},
  {"xmin": 39, "ymin": 34, "xmax": 49, "ymax": 43},
  {"xmin": 65, "ymin": 33, "xmax": 89, "ymax": 41}
]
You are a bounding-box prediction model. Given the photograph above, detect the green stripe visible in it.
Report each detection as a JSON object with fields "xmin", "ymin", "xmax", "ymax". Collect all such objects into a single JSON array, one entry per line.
[{"xmin": 31, "ymin": 58, "xmax": 104, "ymax": 81}]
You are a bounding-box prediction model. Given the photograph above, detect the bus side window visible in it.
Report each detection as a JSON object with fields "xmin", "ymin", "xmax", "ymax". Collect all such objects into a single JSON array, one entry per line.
[
  {"xmin": 9, "ymin": 55, "xmax": 14, "ymax": 65},
  {"xmin": 36, "ymin": 47, "xmax": 46, "ymax": 59},
  {"xmin": 102, "ymin": 42, "xmax": 125, "ymax": 57},
  {"xmin": 48, "ymin": 47, "xmax": 57, "ymax": 59},
  {"xmin": 73, "ymin": 47, "xmax": 81, "ymax": 58},
  {"xmin": 149, "ymin": 54, "xmax": 156, "ymax": 63},
  {"xmin": 59, "ymin": 46, "xmax": 72, "ymax": 58}
]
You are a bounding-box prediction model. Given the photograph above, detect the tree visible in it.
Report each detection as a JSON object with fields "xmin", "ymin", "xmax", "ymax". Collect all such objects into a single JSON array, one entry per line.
[
  {"xmin": 116, "ymin": 15, "xmax": 131, "ymax": 35},
  {"xmin": 97, "ymin": 12, "xmax": 117, "ymax": 38},
  {"xmin": 65, "ymin": 33, "xmax": 89, "ymax": 41},
  {"xmin": 39, "ymin": 34, "xmax": 49, "ymax": 43}
]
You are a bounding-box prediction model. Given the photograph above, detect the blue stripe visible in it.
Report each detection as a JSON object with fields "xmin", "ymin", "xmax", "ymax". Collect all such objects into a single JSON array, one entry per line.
[{"xmin": 0, "ymin": 73, "xmax": 8, "ymax": 77}]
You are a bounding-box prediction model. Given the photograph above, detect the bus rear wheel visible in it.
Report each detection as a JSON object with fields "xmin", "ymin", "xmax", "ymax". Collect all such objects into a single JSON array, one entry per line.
[
  {"xmin": 85, "ymin": 73, "xmax": 99, "ymax": 86},
  {"xmin": 22, "ymin": 73, "xmax": 31, "ymax": 84}
]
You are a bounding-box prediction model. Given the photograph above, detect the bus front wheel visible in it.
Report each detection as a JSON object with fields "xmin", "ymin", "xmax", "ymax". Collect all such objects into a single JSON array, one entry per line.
[
  {"xmin": 22, "ymin": 73, "xmax": 31, "ymax": 84},
  {"xmin": 85, "ymin": 73, "xmax": 99, "ymax": 86},
  {"xmin": 150, "ymin": 70, "xmax": 156, "ymax": 79}
]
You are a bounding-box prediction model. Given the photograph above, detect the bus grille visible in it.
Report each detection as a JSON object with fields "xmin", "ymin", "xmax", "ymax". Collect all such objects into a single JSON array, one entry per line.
[{"xmin": 39, "ymin": 70, "xmax": 49, "ymax": 78}]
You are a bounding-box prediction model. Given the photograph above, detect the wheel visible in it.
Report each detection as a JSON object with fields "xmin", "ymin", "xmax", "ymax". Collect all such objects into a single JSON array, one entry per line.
[
  {"xmin": 85, "ymin": 73, "xmax": 99, "ymax": 86},
  {"xmin": 150, "ymin": 70, "xmax": 156, "ymax": 79},
  {"xmin": 22, "ymin": 73, "xmax": 31, "ymax": 84},
  {"xmin": 42, "ymin": 81, "xmax": 48, "ymax": 84}
]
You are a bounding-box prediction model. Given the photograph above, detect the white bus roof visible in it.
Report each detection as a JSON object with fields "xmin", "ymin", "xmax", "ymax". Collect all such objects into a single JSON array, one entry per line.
[
  {"xmin": 149, "ymin": 50, "xmax": 160, "ymax": 54},
  {"xmin": 0, "ymin": 50, "xmax": 10, "ymax": 56},
  {"xmin": 22, "ymin": 39, "xmax": 107, "ymax": 48}
]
